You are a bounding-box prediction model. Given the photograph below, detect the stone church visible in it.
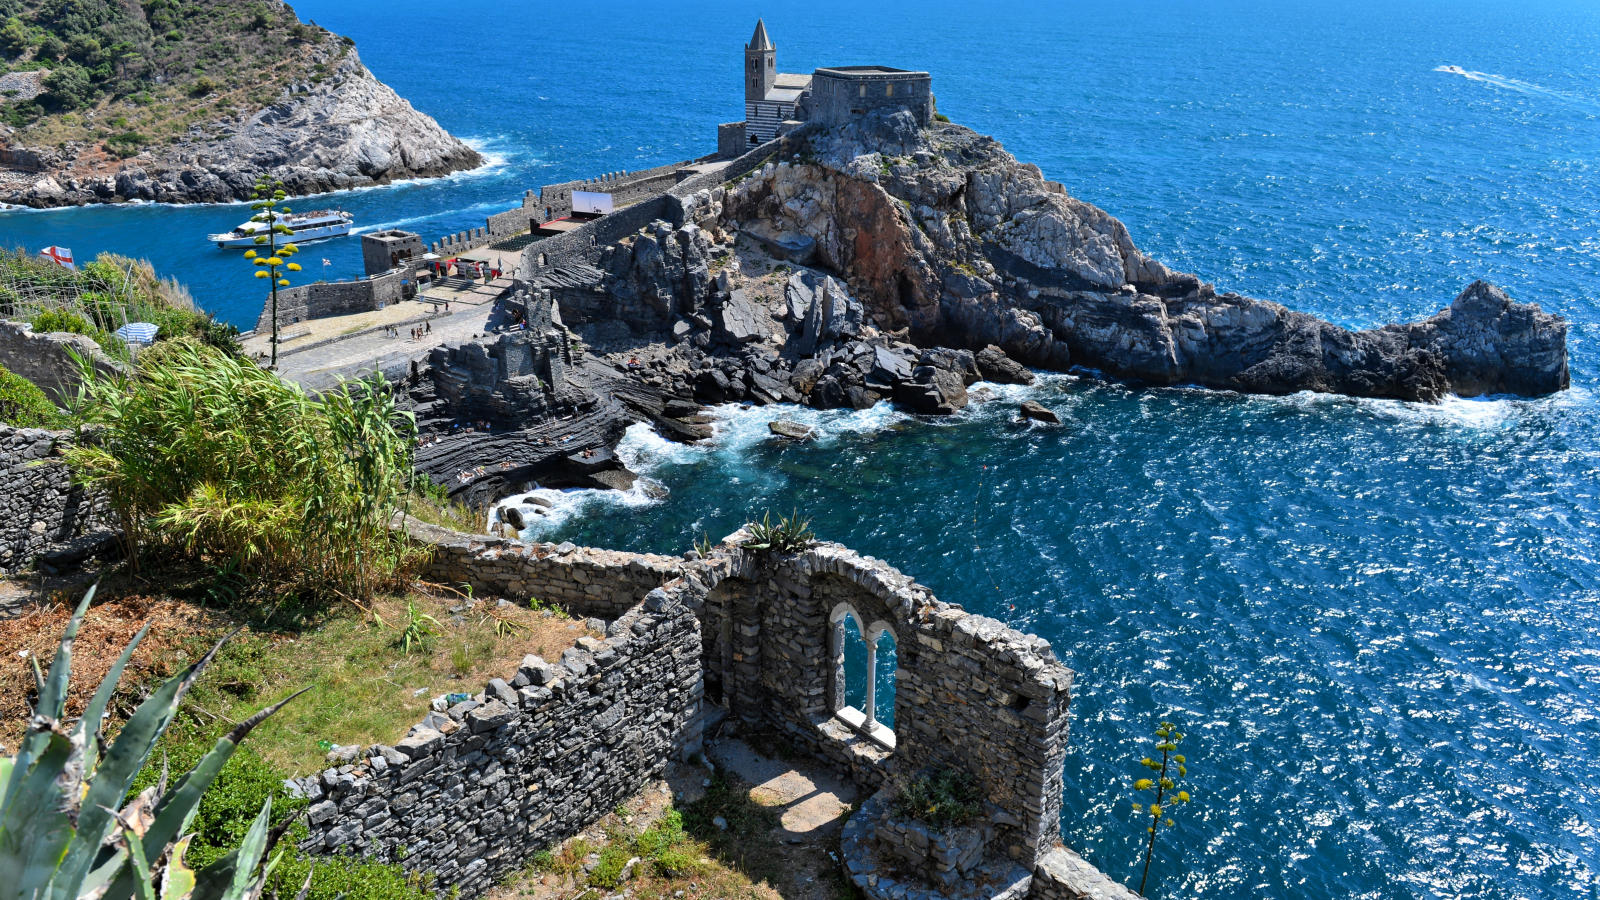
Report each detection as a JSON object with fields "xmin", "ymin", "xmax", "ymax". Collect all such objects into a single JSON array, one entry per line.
[{"xmin": 718, "ymin": 19, "xmax": 934, "ymax": 155}]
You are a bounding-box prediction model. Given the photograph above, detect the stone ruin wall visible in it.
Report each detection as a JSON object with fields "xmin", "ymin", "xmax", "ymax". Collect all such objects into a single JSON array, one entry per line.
[
  {"xmin": 0, "ymin": 425, "xmax": 109, "ymax": 573},
  {"xmin": 675, "ymin": 542, "xmax": 1074, "ymax": 864},
  {"xmin": 0, "ymin": 320, "xmax": 125, "ymax": 404},
  {"xmin": 292, "ymin": 521, "xmax": 700, "ymax": 898},
  {"xmin": 295, "ymin": 520, "xmax": 1136, "ymax": 900}
]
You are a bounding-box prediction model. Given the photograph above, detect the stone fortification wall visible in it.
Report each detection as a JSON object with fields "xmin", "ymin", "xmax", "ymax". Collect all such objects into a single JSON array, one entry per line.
[
  {"xmin": 0, "ymin": 320, "xmax": 125, "ymax": 404},
  {"xmin": 0, "ymin": 425, "xmax": 108, "ymax": 572},
  {"xmin": 428, "ymin": 160, "xmax": 706, "ymax": 259},
  {"xmin": 294, "ymin": 521, "xmax": 701, "ymax": 899},
  {"xmin": 255, "ymin": 270, "xmax": 408, "ymax": 333},
  {"xmin": 515, "ymin": 195, "xmax": 681, "ymax": 276},
  {"xmin": 515, "ymin": 128, "xmax": 818, "ymax": 282}
]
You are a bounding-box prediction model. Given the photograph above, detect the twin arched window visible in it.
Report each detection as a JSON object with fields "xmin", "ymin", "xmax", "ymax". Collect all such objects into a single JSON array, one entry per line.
[{"xmin": 830, "ymin": 603, "xmax": 897, "ymax": 746}]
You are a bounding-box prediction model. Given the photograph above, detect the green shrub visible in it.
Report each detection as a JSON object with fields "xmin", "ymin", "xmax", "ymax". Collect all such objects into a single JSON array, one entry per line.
[
  {"xmin": 41, "ymin": 61, "xmax": 91, "ymax": 108},
  {"xmin": 66, "ymin": 340, "xmax": 421, "ymax": 601},
  {"xmin": 32, "ymin": 306, "xmax": 94, "ymax": 335},
  {"xmin": 587, "ymin": 841, "xmax": 634, "ymax": 888},
  {"xmin": 0, "ymin": 364, "xmax": 65, "ymax": 428},
  {"xmin": 892, "ymin": 768, "xmax": 983, "ymax": 831},
  {"xmin": 135, "ymin": 732, "xmax": 430, "ymax": 900},
  {"xmin": 105, "ymin": 128, "xmax": 147, "ymax": 157}
]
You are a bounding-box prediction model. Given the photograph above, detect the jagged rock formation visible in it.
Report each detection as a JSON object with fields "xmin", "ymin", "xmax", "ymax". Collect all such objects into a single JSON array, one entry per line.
[
  {"xmin": 1, "ymin": 44, "xmax": 480, "ymax": 207},
  {"xmin": 711, "ymin": 111, "xmax": 1568, "ymax": 402}
]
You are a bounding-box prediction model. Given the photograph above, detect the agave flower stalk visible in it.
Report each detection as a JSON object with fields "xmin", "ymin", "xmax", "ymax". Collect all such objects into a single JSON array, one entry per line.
[
  {"xmin": 1131, "ymin": 720, "xmax": 1192, "ymax": 896},
  {"xmin": 243, "ymin": 178, "xmax": 304, "ymax": 368}
]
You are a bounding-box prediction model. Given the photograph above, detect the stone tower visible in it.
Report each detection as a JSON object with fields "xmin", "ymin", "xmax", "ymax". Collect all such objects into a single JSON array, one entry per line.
[{"xmin": 745, "ymin": 19, "xmax": 776, "ymax": 103}]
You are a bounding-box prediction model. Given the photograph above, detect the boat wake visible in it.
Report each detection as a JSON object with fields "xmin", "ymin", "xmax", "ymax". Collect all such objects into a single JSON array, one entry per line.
[{"xmin": 1434, "ymin": 65, "xmax": 1599, "ymax": 112}]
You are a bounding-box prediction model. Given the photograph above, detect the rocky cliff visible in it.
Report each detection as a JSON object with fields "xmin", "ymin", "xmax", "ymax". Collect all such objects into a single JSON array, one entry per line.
[
  {"xmin": 698, "ymin": 112, "xmax": 1568, "ymax": 402},
  {"xmin": 0, "ymin": 43, "xmax": 480, "ymax": 207}
]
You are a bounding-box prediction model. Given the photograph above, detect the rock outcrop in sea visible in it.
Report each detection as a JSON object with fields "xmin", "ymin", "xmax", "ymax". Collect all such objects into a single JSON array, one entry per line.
[
  {"xmin": 700, "ymin": 111, "xmax": 1567, "ymax": 403},
  {"xmin": 0, "ymin": 44, "xmax": 480, "ymax": 207}
]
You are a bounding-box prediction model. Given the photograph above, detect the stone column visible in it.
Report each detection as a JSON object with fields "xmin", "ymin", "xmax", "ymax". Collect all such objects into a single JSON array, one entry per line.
[{"xmin": 864, "ymin": 638, "xmax": 878, "ymax": 725}]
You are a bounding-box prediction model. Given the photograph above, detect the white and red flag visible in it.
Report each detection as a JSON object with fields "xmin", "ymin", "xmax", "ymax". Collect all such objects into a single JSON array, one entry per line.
[{"xmin": 38, "ymin": 246, "xmax": 75, "ymax": 270}]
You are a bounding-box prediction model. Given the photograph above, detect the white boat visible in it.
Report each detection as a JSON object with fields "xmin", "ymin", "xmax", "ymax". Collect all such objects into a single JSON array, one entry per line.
[{"xmin": 208, "ymin": 209, "xmax": 353, "ymax": 249}]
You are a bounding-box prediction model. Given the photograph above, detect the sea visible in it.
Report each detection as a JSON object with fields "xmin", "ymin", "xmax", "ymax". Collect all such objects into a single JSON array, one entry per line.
[{"xmin": 3, "ymin": 1, "xmax": 1599, "ymax": 897}]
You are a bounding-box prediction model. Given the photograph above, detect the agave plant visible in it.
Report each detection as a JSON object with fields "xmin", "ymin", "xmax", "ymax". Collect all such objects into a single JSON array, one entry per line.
[
  {"xmin": 0, "ymin": 583, "xmax": 304, "ymax": 900},
  {"xmin": 742, "ymin": 510, "xmax": 815, "ymax": 554}
]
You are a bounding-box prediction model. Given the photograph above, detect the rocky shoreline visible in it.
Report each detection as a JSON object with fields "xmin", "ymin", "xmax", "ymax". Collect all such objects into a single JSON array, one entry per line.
[{"xmin": 0, "ymin": 44, "xmax": 480, "ymax": 208}]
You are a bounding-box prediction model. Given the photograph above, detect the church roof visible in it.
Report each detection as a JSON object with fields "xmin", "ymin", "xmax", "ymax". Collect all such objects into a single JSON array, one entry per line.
[{"xmin": 748, "ymin": 19, "xmax": 773, "ymax": 51}]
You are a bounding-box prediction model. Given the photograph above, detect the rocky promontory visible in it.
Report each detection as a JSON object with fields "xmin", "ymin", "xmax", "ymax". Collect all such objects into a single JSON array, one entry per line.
[
  {"xmin": 0, "ymin": 22, "xmax": 479, "ymax": 207},
  {"xmin": 698, "ymin": 111, "xmax": 1568, "ymax": 403}
]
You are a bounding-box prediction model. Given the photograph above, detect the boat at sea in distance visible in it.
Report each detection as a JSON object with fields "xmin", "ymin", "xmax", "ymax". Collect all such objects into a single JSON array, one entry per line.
[{"xmin": 208, "ymin": 209, "xmax": 354, "ymax": 249}]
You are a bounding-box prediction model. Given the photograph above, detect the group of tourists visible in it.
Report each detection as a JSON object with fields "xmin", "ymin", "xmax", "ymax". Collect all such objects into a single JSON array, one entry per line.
[{"xmin": 383, "ymin": 321, "xmax": 433, "ymax": 341}]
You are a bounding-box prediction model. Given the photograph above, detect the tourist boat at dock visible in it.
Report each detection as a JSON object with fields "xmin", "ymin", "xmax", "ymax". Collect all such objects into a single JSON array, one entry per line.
[{"xmin": 207, "ymin": 209, "xmax": 354, "ymax": 249}]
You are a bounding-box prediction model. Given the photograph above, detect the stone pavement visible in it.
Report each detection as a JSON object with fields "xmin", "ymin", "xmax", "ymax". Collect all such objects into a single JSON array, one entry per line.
[
  {"xmin": 708, "ymin": 737, "xmax": 858, "ymax": 844},
  {"xmin": 253, "ymin": 293, "xmax": 513, "ymax": 393}
]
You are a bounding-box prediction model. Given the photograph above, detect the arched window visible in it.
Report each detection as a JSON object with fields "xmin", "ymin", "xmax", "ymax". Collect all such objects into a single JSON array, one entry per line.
[{"xmin": 830, "ymin": 603, "xmax": 896, "ymax": 747}]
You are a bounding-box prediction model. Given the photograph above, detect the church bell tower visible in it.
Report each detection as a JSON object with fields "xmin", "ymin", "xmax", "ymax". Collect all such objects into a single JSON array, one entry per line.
[{"xmin": 745, "ymin": 19, "xmax": 776, "ymax": 103}]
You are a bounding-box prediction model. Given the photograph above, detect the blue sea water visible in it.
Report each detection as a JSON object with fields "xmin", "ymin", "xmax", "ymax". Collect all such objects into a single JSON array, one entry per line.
[{"xmin": 5, "ymin": 0, "xmax": 1600, "ymax": 896}]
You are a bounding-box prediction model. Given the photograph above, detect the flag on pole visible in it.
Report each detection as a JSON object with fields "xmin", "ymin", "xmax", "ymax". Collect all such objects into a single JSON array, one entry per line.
[{"xmin": 38, "ymin": 246, "xmax": 75, "ymax": 270}]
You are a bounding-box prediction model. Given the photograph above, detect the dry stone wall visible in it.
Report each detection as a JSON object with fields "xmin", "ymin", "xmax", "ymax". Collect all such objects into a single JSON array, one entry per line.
[
  {"xmin": 414, "ymin": 520, "xmax": 682, "ymax": 620},
  {"xmin": 1030, "ymin": 848, "xmax": 1142, "ymax": 900},
  {"xmin": 293, "ymin": 523, "xmax": 701, "ymax": 899},
  {"xmin": 0, "ymin": 425, "xmax": 108, "ymax": 572}
]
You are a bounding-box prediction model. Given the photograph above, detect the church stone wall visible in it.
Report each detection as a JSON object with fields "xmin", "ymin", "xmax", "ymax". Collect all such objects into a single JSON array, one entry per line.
[{"xmin": 810, "ymin": 68, "xmax": 934, "ymax": 128}]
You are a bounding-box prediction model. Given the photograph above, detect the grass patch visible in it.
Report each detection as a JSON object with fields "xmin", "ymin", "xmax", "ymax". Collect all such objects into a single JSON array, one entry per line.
[
  {"xmin": 0, "ymin": 566, "xmax": 592, "ymax": 774},
  {"xmin": 494, "ymin": 791, "xmax": 794, "ymax": 900},
  {"xmin": 168, "ymin": 586, "xmax": 590, "ymax": 774}
]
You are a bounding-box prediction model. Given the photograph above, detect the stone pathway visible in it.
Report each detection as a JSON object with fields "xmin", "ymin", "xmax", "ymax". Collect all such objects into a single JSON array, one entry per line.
[{"xmin": 248, "ymin": 293, "xmax": 511, "ymax": 393}]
